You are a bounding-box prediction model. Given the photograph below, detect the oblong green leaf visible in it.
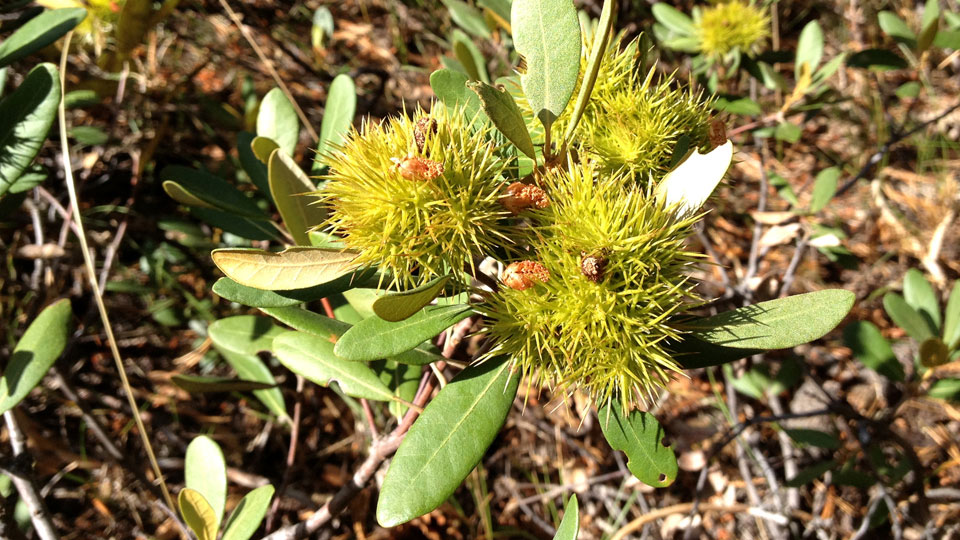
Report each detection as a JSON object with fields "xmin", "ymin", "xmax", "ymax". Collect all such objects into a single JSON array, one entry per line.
[
  {"xmin": 238, "ymin": 131, "xmax": 271, "ymax": 197},
  {"xmin": 903, "ymin": 269, "xmax": 941, "ymax": 332},
  {"xmin": 553, "ymin": 494, "xmax": 579, "ymax": 540},
  {"xmin": 843, "ymin": 321, "xmax": 904, "ymax": 382},
  {"xmin": 0, "ymin": 63, "xmax": 61, "ymax": 196},
  {"xmin": 847, "ymin": 49, "xmax": 908, "ymax": 71},
  {"xmin": 878, "ymin": 11, "xmax": 916, "ymax": 46},
  {"xmin": 795, "ymin": 21, "xmax": 824, "ymax": 79},
  {"xmin": 377, "ymin": 357, "xmax": 519, "ymax": 526},
  {"xmin": 786, "ymin": 429, "xmax": 840, "ymax": 449},
  {"xmin": 452, "ymin": 30, "xmax": 490, "ymax": 83},
  {"xmin": 442, "ymin": 0, "xmax": 492, "ymax": 38},
  {"xmin": 511, "ymin": 0, "xmax": 581, "ymax": 128},
  {"xmin": 335, "ymin": 304, "xmax": 473, "ymax": 362},
  {"xmin": 171, "ymin": 374, "xmax": 277, "ymax": 393},
  {"xmin": 687, "ymin": 289, "xmax": 855, "ymax": 350},
  {"xmin": 943, "ymin": 281, "xmax": 960, "ymax": 348},
  {"xmin": 786, "ymin": 460, "xmax": 837, "ymax": 487},
  {"xmin": 257, "ymin": 88, "xmax": 299, "ymax": 157},
  {"xmin": 185, "ymin": 436, "xmax": 227, "ymax": 530},
  {"xmin": 669, "ymin": 334, "xmax": 761, "ymax": 369},
  {"xmin": 598, "ymin": 400, "xmax": 677, "ymax": 488},
  {"xmin": 883, "ymin": 292, "xmax": 934, "ymax": 342},
  {"xmin": 0, "ymin": 8, "xmax": 87, "ymax": 69},
  {"xmin": 221, "ymin": 485, "xmax": 275, "ymax": 540},
  {"xmin": 251, "ymin": 136, "xmax": 280, "ymax": 164},
  {"xmin": 928, "ymin": 378, "xmax": 960, "ymax": 401},
  {"xmin": 651, "ymin": 4, "xmax": 696, "ymax": 36},
  {"xmin": 809, "ymin": 166, "xmax": 840, "ymax": 213},
  {"xmin": 211, "ymin": 247, "xmax": 359, "ymax": 291},
  {"xmin": 467, "ymin": 81, "xmax": 535, "ymax": 159},
  {"xmin": 209, "ymin": 315, "xmax": 285, "ymax": 356},
  {"xmin": 273, "ymin": 330, "xmax": 394, "ymax": 401},
  {"xmin": 179, "ymin": 488, "xmax": 217, "ymax": 540},
  {"xmin": 213, "ymin": 272, "xmax": 372, "ymax": 308},
  {"xmin": 160, "ymin": 166, "xmax": 268, "ymax": 220},
  {"xmin": 375, "ymin": 359, "xmax": 421, "ymax": 421},
  {"xmin": 431, "ymin": 69, "xmax": 485, "ymax": 126},
  {"xmin": 163, "ymin": 181, "xmax": 216, "ymax": 209},
  {"xmin": 372, "ymin": 274, "xmax": 451, "ymax": 322},
  {"xmin": 217, "ymin": 348, "xmax": 288, "ymax": 420},
  {"xmin": 268, "ymin": 149, "xmax": 324, "ymax": 246},
  {"xmin": 316, "ymin": 74, "xmax": 356, "ymax": 167},
  {"xmin": 0, "ymin": 298, "xmax": 71, "ymax": 414}
]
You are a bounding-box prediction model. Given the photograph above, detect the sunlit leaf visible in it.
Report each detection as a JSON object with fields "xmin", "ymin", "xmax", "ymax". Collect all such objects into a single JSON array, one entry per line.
[
  {"xmin": 372, "ymin": 274, "xmax": 451, "ymax": 322},
  {"xmin": 795, "ymin": 21, "xmax": 824, "ymax": 79},
  {"xmin": 209, "ymin": 315, "xmax": 285, "ymax": 356},
  {"xmin": 902, "ymin": 269, "xmax": 941, "ymax": 332},
  {"xmin": 185, "ymin": 436, "xmax": 227, "ymax": 531},
  {"xmin": 179, "ymin": 488, "xmax": 218, "ymax": 540},
  {"xmin": 552, "ymin": 494, "xmax": 579, "ymax": 540},
  {"xmin": 0, "ymin": 8, "xmax": 87, "ymax": 68},
  {"xmin": 651, "ymin": 4, "xmax": 695, "ymax": 36},
  {"xmin": 217, "ymin": 348, "xmax": 288, "ymax": 420},
  {"xmin": 656, "ymin": 141, "xmax": 734, "ymax": 217},
  {"xmin": 257, "ymin": 88, "xmax": 299, "ymax": 157},
  {"xmin": 0, "ymin": 299, "xmax": 71, "ymax": 414},
  {"xmin": 0, "ymin": 64, "xmax": 61, "ymax": 196},
  {"xmin": 598, "ymin": 400, "xmax": 677, "ymax": 487},
  {"xmin": 315, "ymin": 73, "xmax": 356, "ymax": 172},
  {"xmin": 468, "ymin": 81, "xmax": 536, "ymax": 159},
  {"xmin": 883, "ymin": 292, "xmax": 934, "ymax": 342},
  {"xmin": 268, "ymin": 149, "xmax": 324, "ymax": 246},
  {"xmin": 221, "ymin": 485, "xmax": 275, "ymax": 540},
  {"xmin": 211, "ymin": 247, "xmax": 359, "ymax": 291},
  {"xmin": 809, "ymin": 166, "xmax": 840, "ymax": 213},
  {"xmin": 334, "ymin": 304, "xmax": 474, "ymax": 362}
]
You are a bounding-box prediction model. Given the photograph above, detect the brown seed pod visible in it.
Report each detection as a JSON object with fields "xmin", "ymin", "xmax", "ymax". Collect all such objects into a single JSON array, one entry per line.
[
  {"xmin": 502, "ymin": 260, "xmax": 550, "ymax": 291},
  {"xmin": 500, "ymin": 182, "xmax": 550, "ymax": 215},
  {"xmin": 414, "ymin": 117, "xmax": 438, "ymax": 153},
  {"xmin": 580, "ymin": 251, "xmax": 609, "ymax": 283},
  {"xmin": 393, "ymin": 155, "xmax": 444, "ymax": 181},
  {"xmin": 709, "ymin": 118, "xmax": 727, "ymax": 148}
]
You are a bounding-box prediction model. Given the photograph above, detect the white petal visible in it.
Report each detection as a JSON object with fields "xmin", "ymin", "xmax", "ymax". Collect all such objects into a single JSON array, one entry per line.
[{"xmin": 656, "ymin": 141, "xmax": 734, "ymax": 217}]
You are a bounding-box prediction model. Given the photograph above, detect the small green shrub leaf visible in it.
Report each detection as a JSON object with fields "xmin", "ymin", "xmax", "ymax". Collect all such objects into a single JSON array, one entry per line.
[
  {"xmin": 211, "ymin": 247, "xmax": 359, "ymax": 291},
  {"xmin": 843, "ymin": 321, "xmax": 904, "ymax": 382},
  {"xmin": 598, "ymin": 400, "xmax": 677, "ymax": 488},
  {"xmin": 883, "ymin": 292, "xmax": 934, "ymax": 342},
  {"xmin": 511, "ymin": 0, "xmax": 581, "ymax": 130},
  {"xmin": 185, "ymin": 436, "xmax": 227, "ymax": 530},
  {"xmin": 651, "ymin": 4, "xmax": 696, "ymax": 36},
  {"xmin": 209, "ymin": 315, "xmax": 285, "ymax": 356},
  {"xmin": 251, "ymin": 136, "xmax": 280, "ymax": 164},
  {"xmin": 213, "ymin": 272, "xmax": 370, "ymax": 308},
  {"xmin": 221, "ymin": 485, "xmax": 275, "ymax": 540},
  {"xmin": 238, "ymin": 131, "xmax": 271, "ymax": 196},
  {"xmin": 268, "ymin": 149, "xmax": 324, "ymax": 246},
  {"xmin": 0, "ymin": 8, "xmax": 87, "ymax": 68},
  {"xmin": 335, "ymin": 304, "xmax": 474, "ymax": 362},
  {"xmin": 847, "ymin": 49, "xmax": 908, "ymax": 71},
  {"xmin": 553, "ymin": 494, "xmax": 579, "ymax": 540},
  {"xmin": 372, "ymin": 274, "xmax": 451, "ymax": 322},
  {"xmin": 217, "ymin": 348, "xmax": 288, "ymax": 420},
  {"xmin": 171, "ymin": 375, "xmax": 276, "ymax": 393},
  {"xmin": 928, "ymin": 378, "xmax": 960, "ymax": 401},
  {"xmin": 786, "ymin": 460, "xmax": 836, "ymax": 487},
  {"xmin": 670, "ymin": 334, "xmax": 761, "ymax": 369},
  {"xmin": 377, "ymin": 357, "xmax": 519, "ymax": 526},
  {"xmin": 809, "ymin": 166, "xmax": 840, "ymax": 213},
  {"xmin": 257, "ymin": 88, "xmax": 299, "ymax": 157},
  {"xmin": 431, "ymin": 69, "xmax": 485, "ymax": 124},
  {"xmin": 786, "ymin": 429, "xmax": 840, "ymax": 449},
  {"xmin": 0, "ymin": 63, "xmax": 61, "ymax": 196},
  {"xmin": 795, "ymin": 21, "xmax": 824, "ymax": 79},
  {"xmin": 162, "ymin": 181, "xmax": 216, "ymax": 209},
  {"xmin": 0, "ymin": 299, "xmax": 71, "ymax": 414},
  {"xmin": 453, "ymin": 30, "xmax": 490, "ymax": 83},
  {"xmin": 687, "ymin": 289, "xmax": 855, "ymax": 350},
  {"xmin": 902, "ymin": 269, "xmax": 941, "ymax": 332},
  {"xmin": 943, "ymin": 281, "xmax": 960, "ymax": 348},
  {"xmin": 468, "ymin": 81, "xmax": 536, "ymax": 159},
  {"xmin": 878, "ymin": 12, "xmax": 916, "ymax": 46},
  {"xmin": 774, "ymin": 122, "xmax": 802, "ymax": 143},
  {"xmin": 160, "ymin": 166, "xmax": 268, "ymax": 220},
  {"xmin": 315, "ymin": 74, "xmax": 356, "ymax": 172},
  {"xmin": 179, "ymin": 488, "xmax": 217, "ymax": 540},
  {"xmin": 442, "ymin": 0, "xmax": 491, "ymax": 38},
  {"xmin": 190, "ymin": 207, "xmax": 279, "ymax": 242},
  {"xmin": 374, "ymin": 359, "xmax": 421, "ymax": 420},
  {"xmin": 273, "ymin": 331, "xmax": 394, "ymax": 401}
]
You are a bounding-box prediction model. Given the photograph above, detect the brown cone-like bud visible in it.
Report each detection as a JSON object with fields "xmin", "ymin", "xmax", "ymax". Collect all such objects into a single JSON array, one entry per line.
[
  {"xmin": 414, "ymin": 117, "xmax": 438, "ymax": 153},
  {"xmin": 394, "ymin": 155, "xmax": 444, "ymax": 181},
  {"xmin": 580, "ymin": 251, "xmax": 609, "ymax": 283},
  {"xmin": 502, "ymin": 260, "xmax": 550, "ymax": 291},
  {"xmin": 709, "ymin": 118, "xmax": 727, "ymax": 148},
  {"xmin": 501, "ymin": 182, "xmax": 550, "ymax": 215}
]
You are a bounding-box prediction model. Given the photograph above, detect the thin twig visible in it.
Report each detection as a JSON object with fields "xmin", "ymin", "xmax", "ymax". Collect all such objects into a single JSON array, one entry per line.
[
  {"xmin": 2, "ymin": 412, "xmax": 59, "ymax": 540},
  {"xmin": 611, "ymin": 502, "xmax": 814, "ymax": 540}
]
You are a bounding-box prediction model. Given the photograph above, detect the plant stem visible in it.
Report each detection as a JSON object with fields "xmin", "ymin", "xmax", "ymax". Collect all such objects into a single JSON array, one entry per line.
[{"xmin": 2, "ymin": 412, "xmax": 59, "ymax": 540}]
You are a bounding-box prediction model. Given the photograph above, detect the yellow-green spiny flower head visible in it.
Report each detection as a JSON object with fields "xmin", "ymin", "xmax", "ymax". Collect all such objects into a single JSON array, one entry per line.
[
  {"xmin": 318, "ymin": 106, "xmax": 512, "ymax": 289},
  {"xmin": 482, "ymin": 159, "xmax": 704, "ymax": 408},
  {"xmin": 694, "ymin": 0, "xmax": 770, "ymax": 57},
  {"xmin": 553, "ymin": 35, "xmax": 714, "ymax": 181}
]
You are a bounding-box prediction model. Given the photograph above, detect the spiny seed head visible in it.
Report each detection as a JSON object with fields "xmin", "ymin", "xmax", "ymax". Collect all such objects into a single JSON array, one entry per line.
[
  {"xmin": 318, "ymin": 106, "xmax": 512, "ymax": 289},
  {"xmin": 695, "ymin": 0, "xmax": 770, "ymax": 57},
  {"xmin": 482, "ymin": 158, "xmax": 705, "ymax": 409},
  {"xmin": 502, "ymin": 260, "xmax": 551, "ymax": 290},
  {"xmin": 501, "ymin": 182, "xmax": 550, "ymax": 215}
]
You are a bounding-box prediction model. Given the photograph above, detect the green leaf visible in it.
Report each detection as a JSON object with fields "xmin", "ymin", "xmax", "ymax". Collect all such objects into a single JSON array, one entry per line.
[
  {"xmin": 311, "ymin": 7, "xmax": 334, "ymax": 51},
  {"xmin": 883, "ymin": 292, "xmax": 934, "ymax": 342},
  {"xmin": 919, "ymin": 337, "xmax": 949, "ymax": 367},
  {"xmin": 934, "ymin": 30, "xmax": 960, "ymax": 50},
  {"xmin": 928, "ymin": 378, "xmax": 960, "ymax": 401},
  {"xmin": 251, "ymin": 136, "xmax": 280, "ymax": 164},
  {"xmin": 943, "ymin": 281, "xmax": 960, "ymax": 348},
  {"xmin": 843, "ymin": 321, "xmax": 904, "ymax": 382},
  {"xmin": 903, "ymin": 269, "xmax": 941, "ymax": 332},
  {"xmin": 847, "ymin": 49, "xmax": 907, "ymax": 71},
  {"xmin": 598, "ymin": 400, "xmax": 677, "ymax": 488},
  {"xmin": 315, "ymin": 74, "xmax": 356, "ymax": 172},
  {"xmin": 442, "ymin": 0, "xmax": 491, "ymax": 39},
  {"xmin": 159, "ymin": 166, "xmax": 268, "ymax": 220},
  {"xmin": 774, "ymin": 122, "xmax": 802, "ymax": 143},
  {"xmin": 467, "ymin": 81, "xmax": 536, "ymax": 159},
  {"xmin": 185, "ymin": 436, "xmax": 227, "ymax": 530},
  {"xmin": 217, "ymin": 348, "xmax": 288, "ymax": 420},
  {"xmin": 190, "ymin": 207, "xmax": 279, "ymax": 242},
  {"xmin": 0, "ymin": 8, "xmax": 87, "ymax": 69},
  {"xmin": 670, "ymin": 334, "xmax": 761, "ymax": 369},
  {"xmin": 374, "ymin": 359, "xmax": 421, "ymax": 420},
  {"xmin": 895, "ymin": 81, "xmax": 922, "ymax": 99},
  {"xmin": 211, "ymin": 247, "xmax": 359, "ymax": 291},
  {"xmin": 878, "ymin": 11, "xmax": 916, "ymax": 47},
  {"xmin": 785, "ymin": 460, "xmax": 836, "ymax": 487},
  {"xmin": 212, "ymin": 272, "xmax": 370, "ymax": 308},
  {"xmin": 238, "ymin": 132, "xmax": 271, "ymax": 197},
  {"xmin": 795, "ymin": 21, "xmax": 824, "ymax": 79},
  {"xmin": 431, "ymin": 69, "xmax": 485, "ymax": 125},
  {"xmin": 335, "ymin": 304, "xmax": 474, "ymax": 362},
  {"xmin": 562, "ymin": 0, "xmax": 614, "ymax": 146},
  {"xmin": 0, "ymin": 299, "xmax": 71, "ymax": 414},
  {"xmin": 70, "ymin": 125, "xmax": 108, "ymax": 145},
  {"xmin": 179, "ymin": 488, "xmax": 218, "ymax": 540},
  {"xmin": 688, "ymin": 290, "xmax": 855, "ymax": 350},
  {"xmin": 809, "ymin": 166, "xmax": 840, "ymax": 213},
  {"xmin": 452, "ymin": 30, "xmax": 490, "ymax": 83},
  {"xmin": 651, "ymin": 4, "xmax": 696, "ymax": 36},
  {"xmin": 171, "ymin": 375, "xmax": 276, "ymax": 393},
  {"xmin": 257, "ymin": 88, "xmax": 299, "ymax": 157},
  {"xmin": 511, "ymin": 0, "xmax": 581, "ymax": 130},
  {"xmin": 713, "ymin": 96, "xmax": 762, "ymax": 116},
  {"xmin": 268, "ymin": 149, "xmax": 324, "ymax": 246},
  {"xmin": 0, "ymin": 63, "xmax": 61, "ymax": 197},
  {"xmin": 209, "ymin": 315, "xmax": 285, "ymax": 356},
  {"xmin": 553, "ymin": 494, "xmax": 579, "ymax": 540},
  {"xmin": 786, "ymin": 429, "xmax": 840, "ymax": 449},
  {"xmin": 372, "ymin": 274, "xmax": 451, "ymax": 322},
  {"xmin": 769, "ymin": 172, "xmax": 800, "ymax": 207},
  {"xmin": 377, "ymin": 357, "xmax": 519, "ymax": 526},
  {"xmin": 918, "ymin": 0, "xmax": 940, "ymax": 52},
  {"xmin": 273, "ymin": 331, "xmax": 394, "ymax": 401},
  {"xmin": 221, "ymin": 485, "xmax": 274, "ymax": 540}
]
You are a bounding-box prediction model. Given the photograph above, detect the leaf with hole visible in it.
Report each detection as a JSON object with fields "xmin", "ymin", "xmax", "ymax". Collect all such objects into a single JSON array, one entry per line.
[
  {"xmin": 598, "ymin": 400, "xmax": 677, "ymax": 487},
  {"xmin": 221, "ymin": 485, "xmax": 274, "ymax": 540},
  {"xmin": 0, "ymin": 63, "xmax": 61, "ymax": 196},
  {"xmin": 212, "ymin": 247, "xmax": 359, "ymax": 291},
  {"xmin": 335, "ymin": 304, "xmax": 474, "ymax": 362},
  {"xmin": 273, "ymin": 331, "xmax": 394, "ymax": 401},
  {"xmin": 372, "ymin": 274, "xmax": 451, "ymax": 322},
  {"xmin": 268, "ymin": 149, "xmax": 324, "ymax": 246},
  {"xmin": 511, "ymin": 0, "xmax": 581, "ymax": 130},
  {"xmin": 257, "ymin": 88, "xmax": 299, "ymax": 157},
  {"xmin": 377, "ymin": 356, "xmax": 519, "ymax": 526},
  {"xmin": 185, "ymin": 436, "xmax": 227, "ymax": 531},
  {"xmin": 468, "ymin": 81, "xmax": 536, "ymax": 159},
  {"xmin": 179, "ymin": 488, "xmax": 217, "ymax": 540},
  {"xmin": 843, "ymin": 321, "xmax": 904, "ymax": 382},
  {"xmin": 0, "ymin": 8, "xmax": 87, "ymax": 68},
  {"xmin": 0, "ymin": 299, "xmax": 71, "ymax": 414}
]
